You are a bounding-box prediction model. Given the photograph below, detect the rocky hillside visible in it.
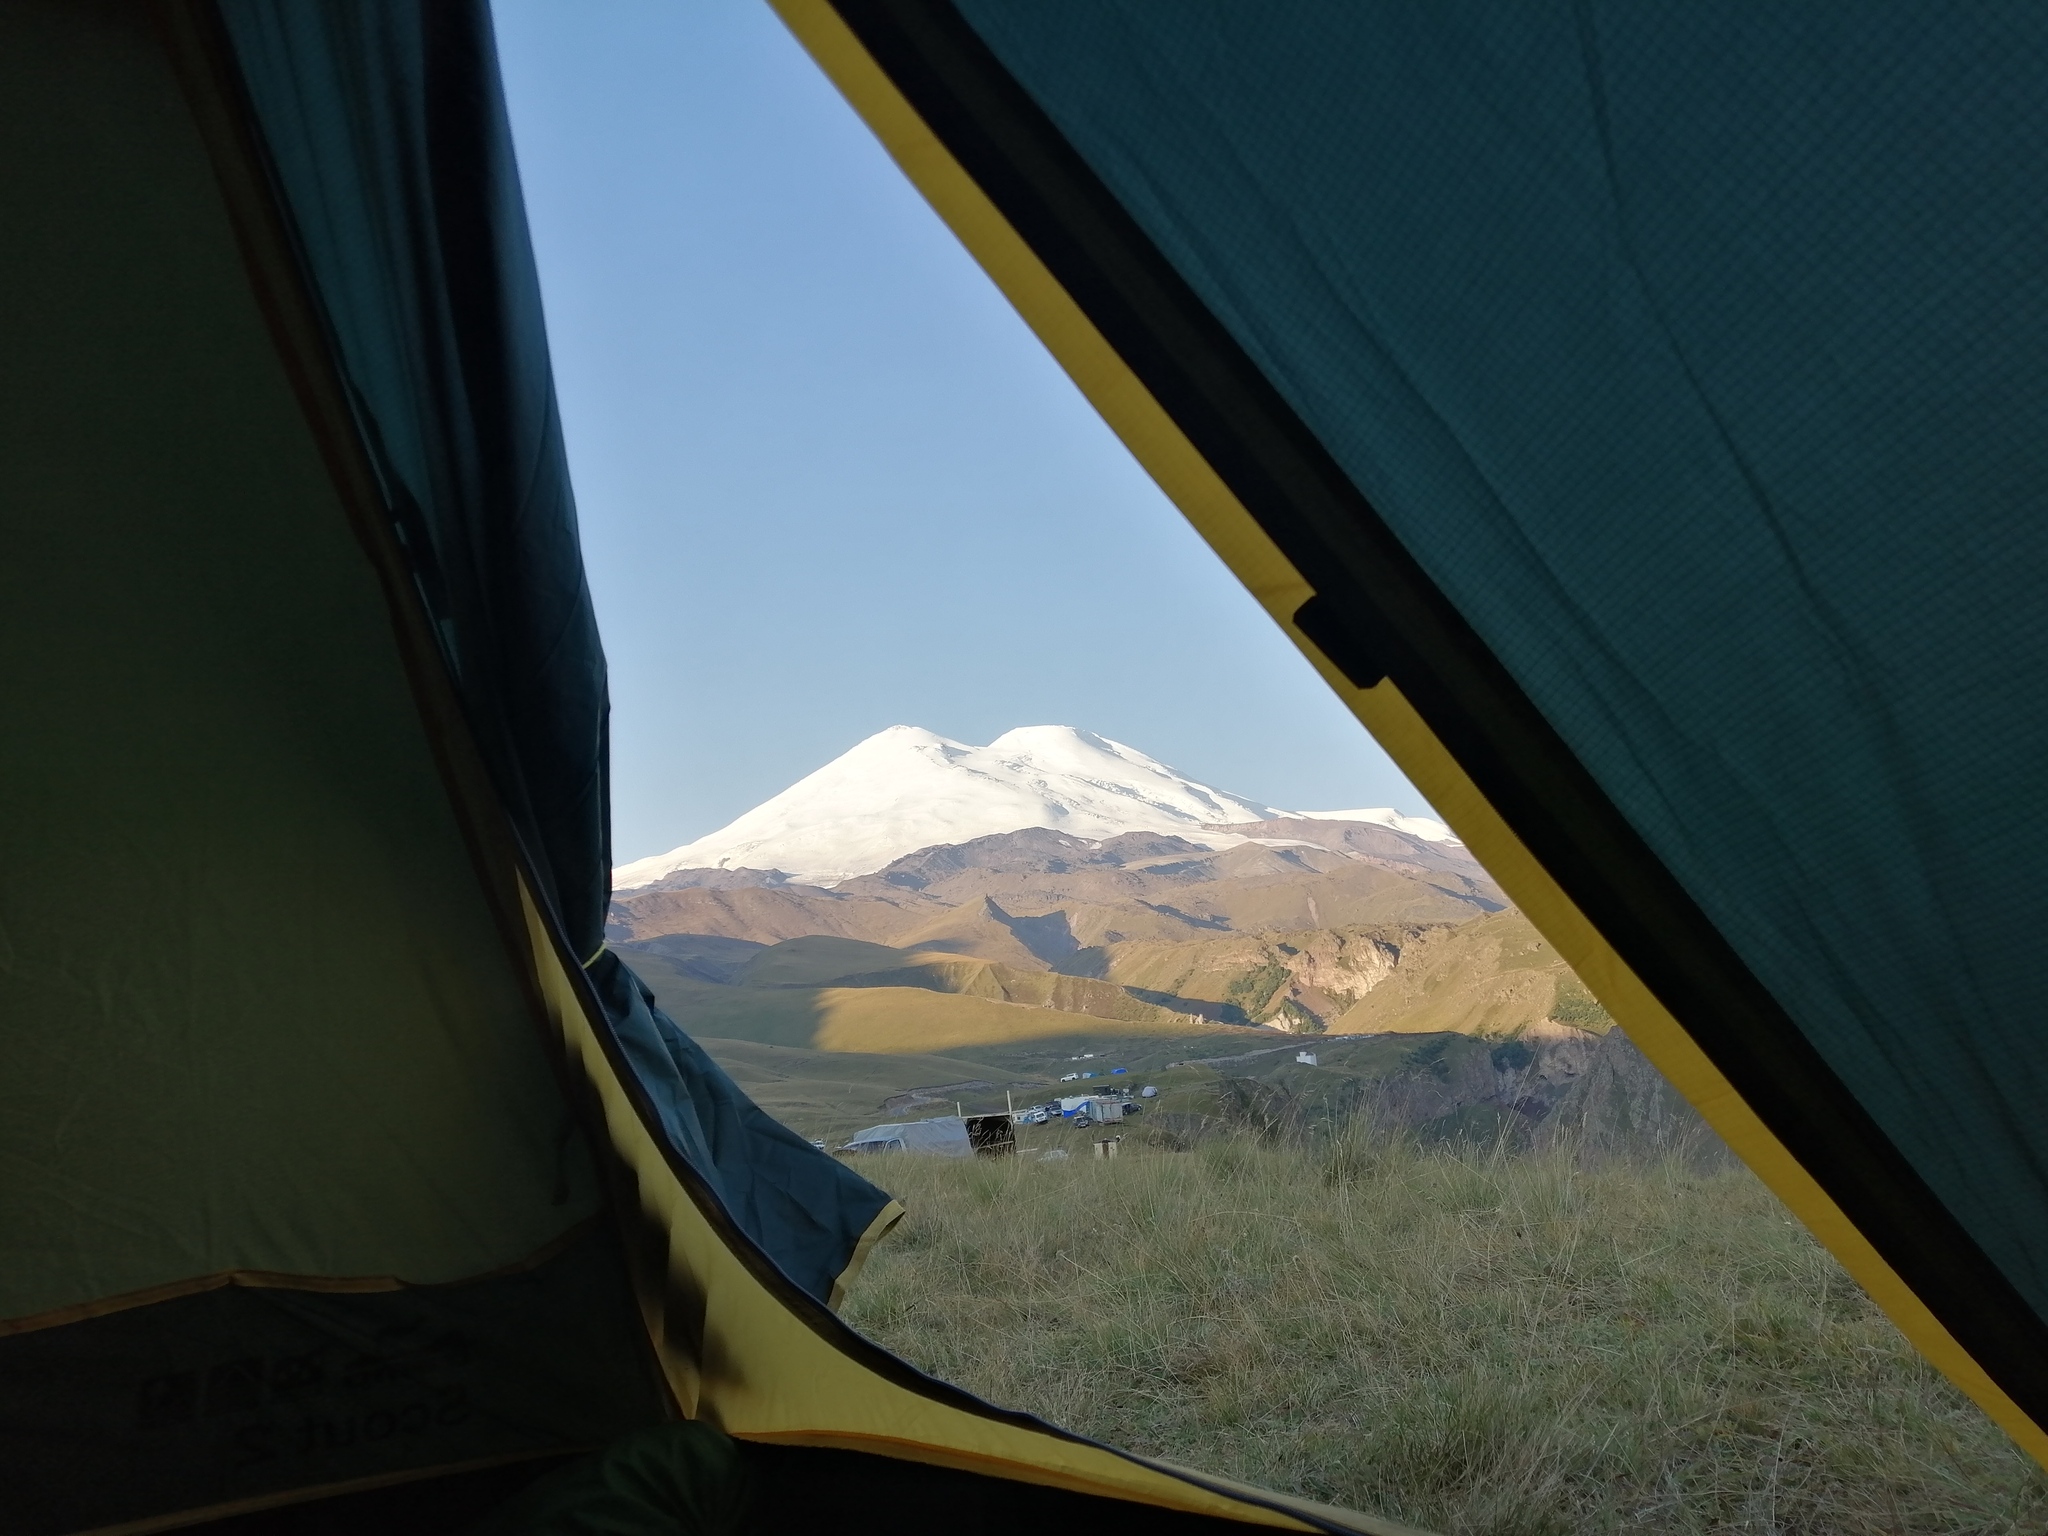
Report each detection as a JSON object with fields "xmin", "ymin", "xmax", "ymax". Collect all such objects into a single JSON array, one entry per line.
[
  {"xmin": 613, "ymin": 816, "xmax": 1615, "ymax": 1051},
  {"xmin": 604, "ymin": 727, "xmax": 1629, "ymax": 1054},
  {"xmin": 610, "ymin": 820, "xmax": 1503, "ymax": 950}
]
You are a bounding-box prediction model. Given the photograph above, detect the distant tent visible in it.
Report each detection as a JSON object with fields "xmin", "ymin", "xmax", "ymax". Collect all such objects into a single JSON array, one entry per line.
[
  {"xmin": 778, "ymin": 0, "xmax": 2048, "ymax": 1469},
  {"xmin": 844, "ymin": 1118, "xmax": 974, "ymax": 1156}
]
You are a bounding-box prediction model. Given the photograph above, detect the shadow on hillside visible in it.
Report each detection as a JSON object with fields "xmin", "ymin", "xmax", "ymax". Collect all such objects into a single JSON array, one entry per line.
[
  {"xmin": 1137, "ymin": 901, "xmax": 1231, "ymax": 931},
  {"xmin": 1428, "ymin": 879, "xmax": 1508, "ymax": 914},
  {"xmin": 982, "ymin": 900, "xmax": 1079, "ymax": 963},
  {"xmin": 1121, "ymin": 988, "xmax": 1251, "ymax": 1025}
]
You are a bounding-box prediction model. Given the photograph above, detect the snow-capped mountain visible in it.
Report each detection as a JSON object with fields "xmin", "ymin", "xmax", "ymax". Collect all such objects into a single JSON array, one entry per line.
[
  {"xmin": 1293, "ymin": 807, "xmax": 1458, "ymax": 844},
  {"xmin": 614, "ymin": 725, "xmax": 1294, "ymax": 890}
]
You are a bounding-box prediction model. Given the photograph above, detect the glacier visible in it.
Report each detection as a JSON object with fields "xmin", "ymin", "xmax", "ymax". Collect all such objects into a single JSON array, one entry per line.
[{"xmin": 611, "ymin": 725, "xmax": 1450, "ymax": 890}]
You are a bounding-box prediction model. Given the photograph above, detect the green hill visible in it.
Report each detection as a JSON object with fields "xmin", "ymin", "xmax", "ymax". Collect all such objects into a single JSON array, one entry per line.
[
  {"xmin": 621, "ymin": 906, "xmax": 1610, "ymax": 1059},
  {"xmin": 1331, "ymin": 908, "xmax": 1612, "ymax": 1037},
  {"xmin": 627, "ymin": 954, "xmax": 1246, "ymax": 1057}
]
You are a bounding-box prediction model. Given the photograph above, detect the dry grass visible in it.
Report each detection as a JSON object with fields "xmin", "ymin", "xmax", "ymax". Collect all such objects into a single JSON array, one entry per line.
[
  {"xmin": 647, "ymin": 961, "xmax": 1240, "ymax": 1054},
  {"xmin": 843, "ymin": 1131, "xmax": 2047, "ymax": 1535}
]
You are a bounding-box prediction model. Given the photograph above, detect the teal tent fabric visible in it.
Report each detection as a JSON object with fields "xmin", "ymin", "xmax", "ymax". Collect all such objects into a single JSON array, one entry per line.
[
  {"xmin": 745, "ymin": 0, "xmax": 2048, "ymax": 1415},
  {"xmin": 0, "ymin": 1229, "xmax": 661, "ymax": 1534},
  {"xmin": 940, "ymin": 2, "xmax": 2048, "ymax": 1320},
  {"xmin": 0, "ymin": 6, "xmax": 664, "ymax": 1527},
  {"xmin": 215, "ymin": 0, "xmax": 894, "ymax": 1307}
]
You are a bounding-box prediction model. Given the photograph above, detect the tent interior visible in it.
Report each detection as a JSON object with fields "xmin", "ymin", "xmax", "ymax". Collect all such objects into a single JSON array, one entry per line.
[{"xmin": 5, "ymin": 1, "xmax": 2047, "ymax": 1533}]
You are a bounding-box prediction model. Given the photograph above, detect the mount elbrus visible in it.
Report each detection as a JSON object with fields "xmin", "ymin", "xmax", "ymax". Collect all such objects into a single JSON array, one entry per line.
[
  {"xmin": 608, "ymin": 727, "xmax": 1698, "ymax": 1156},
  {"xmin": 616, "ymin": 735, "xmax": 1565, "ymax": 1037},
  {"xmin": 611, "ymin": 724, "xmax": 1456, "ymax": 891}
]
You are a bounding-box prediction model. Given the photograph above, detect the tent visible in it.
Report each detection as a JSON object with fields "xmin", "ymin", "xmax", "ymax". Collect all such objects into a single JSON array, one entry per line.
[
  {"xmin": 843, "ymin": 1118, "xmax": 974, "ymax": 1157},
  {"xmin": 0, "ymin": 3, "xmax": 1398, "ymax": 1532},
  {"xmin": 7, "ymin": 0, "xmax": 2048, "ymax": 1531},
  {"xmin": 773, "ymin": 0, "xmax": 2048, "ymax": 1472}
]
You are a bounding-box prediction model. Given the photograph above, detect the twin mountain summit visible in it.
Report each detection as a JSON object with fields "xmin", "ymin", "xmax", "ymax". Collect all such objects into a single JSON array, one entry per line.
[{"xmin": 607, "ymin": 727, "xmax": 1699, "ymax": 1153}]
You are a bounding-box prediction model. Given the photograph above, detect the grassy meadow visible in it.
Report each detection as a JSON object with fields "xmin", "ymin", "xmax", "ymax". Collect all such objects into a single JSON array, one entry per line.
[{"xmin": 842, "ymin": 1131, "xmax": 2047, "ymax": 1535}]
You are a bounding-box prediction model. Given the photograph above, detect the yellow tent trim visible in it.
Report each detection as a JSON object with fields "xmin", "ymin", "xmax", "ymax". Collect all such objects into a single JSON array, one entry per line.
[
  {"xmin": 765, "ymin": 0, "xmax": 2048, "ymax": 1470},
  {"xmin": 516, "ymin": 878, "xmax": 1419, "ymax": 1533},
  {"xmin": 827, "ymin": 1198, "xmax": 906, "ymax": 1312}
]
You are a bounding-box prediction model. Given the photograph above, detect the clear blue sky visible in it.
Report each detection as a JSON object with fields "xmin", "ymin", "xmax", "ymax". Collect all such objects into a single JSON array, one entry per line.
[{"xmin": 492, "ymin": 1, "xmax": 1426, "ymax": 864}]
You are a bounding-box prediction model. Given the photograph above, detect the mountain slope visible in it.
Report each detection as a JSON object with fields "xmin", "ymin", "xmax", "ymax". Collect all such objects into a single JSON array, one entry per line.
[
  {"xmin": 1053, "ymin": 908, "xmax": 1605, "ymax": 1036},
  {"xmin": 1292, "ymin": 807, "xmax": 1459, "ymax": 841},
  {"xmin": 620, "ymin": 904, "xmax": 1604, "ymax": 1053},
  {"xmin": 1331, "ymin": 909, "xmax": 1612, "ymax": 1037},
  {"xmin": 613, "ymin": 725, "xmax": 1287, "ymax": 888},
  {"xmin": 622, "ymin": 958, "xmax": 1240, "ymax": 1055},
  {"xmin": 608, "ymin": 822, "xmax": 1502, "ymax": 953},
  {"xmin": 601, "ymin": 727, "xmax": 1588, "ymax": 1054}
]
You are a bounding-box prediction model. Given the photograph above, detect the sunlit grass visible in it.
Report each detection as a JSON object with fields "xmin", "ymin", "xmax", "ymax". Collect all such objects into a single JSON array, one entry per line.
[{"xmin": 844, "ymin": 1130, "xmax": 2047, "ymax": 1535}]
